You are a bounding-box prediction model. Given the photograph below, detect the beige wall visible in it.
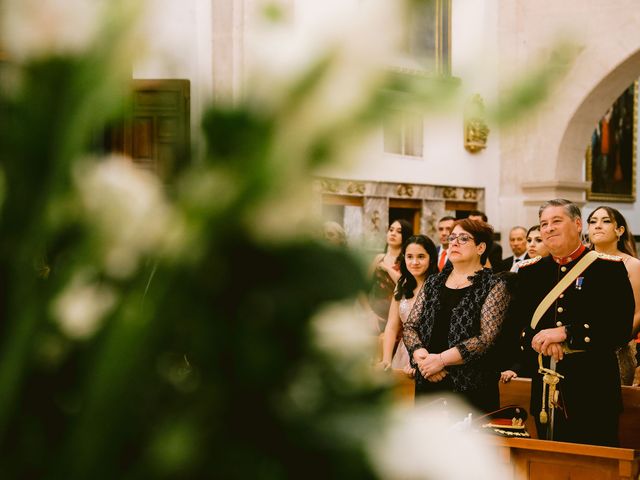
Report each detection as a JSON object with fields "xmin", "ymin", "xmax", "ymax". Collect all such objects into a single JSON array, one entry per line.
[
  {"xmin": 134, "ymin": 0, "xmax": 640, "ymax": 246},
  {"xmin": 497, "ymin": 1, "xmax": 640, "ymax": 236}
]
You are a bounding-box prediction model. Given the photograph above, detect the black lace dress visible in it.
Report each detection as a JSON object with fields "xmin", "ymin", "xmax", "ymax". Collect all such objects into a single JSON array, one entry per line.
[{"xmin": 403, "ymin": 266, "xmax": 510, "ymax": 413}]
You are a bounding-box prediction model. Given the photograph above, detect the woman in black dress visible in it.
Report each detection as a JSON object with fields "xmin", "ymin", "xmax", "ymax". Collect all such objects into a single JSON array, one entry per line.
[{"xmin": 403, "ymin": 218, "xmax": 510, "ymax": 413}]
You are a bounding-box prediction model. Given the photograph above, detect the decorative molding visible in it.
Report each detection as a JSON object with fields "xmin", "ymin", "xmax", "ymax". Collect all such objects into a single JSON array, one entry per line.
[
  {"xmin": 463, "ymin": 188, "xmax": 477, "ymax": 200},
  {"xmin": 319, "ymin": 179, "xmax": 340, "ymax": 193},
  {"xmin": 371, "ymin": 210, "xmax": 381, "ymax": 232},
  {"xmin": 396, "ymin": 184, "xmax": 414, "ymax": 197},
  {"xmin": 443, "ymin": 187, "xmax": 458, "ymax": 199},
  {"xmin": 346, "ymin": 181, "xmax": 365, "ymax": 195},
  {"xmin": 315, "ymin": 177, "xmax": 483, "ymax": 204}
]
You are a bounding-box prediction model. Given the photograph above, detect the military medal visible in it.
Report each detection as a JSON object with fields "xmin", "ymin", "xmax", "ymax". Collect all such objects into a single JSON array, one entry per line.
[{"xmin": 575, "ymin": 276, "xmax": 584, "ymax": 290}]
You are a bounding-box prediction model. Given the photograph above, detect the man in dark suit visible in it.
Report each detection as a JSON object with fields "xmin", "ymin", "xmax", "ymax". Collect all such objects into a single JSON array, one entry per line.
[
  {"xmin": 514, "ymin": 199, "xmax": 634, "ymax": 446},
  {"xmin": 468, "ymin": 210, "xmax": 503, "ymax": 269},
  {"xmin": 499, "ymin": 226, "xmax": 529, "ymax": 272}
]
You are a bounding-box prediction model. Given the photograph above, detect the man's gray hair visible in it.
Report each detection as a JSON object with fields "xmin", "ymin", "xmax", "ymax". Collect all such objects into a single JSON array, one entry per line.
[{"xmin": 538, "ymin": 198, "xmax": 582, "ymax": 220}]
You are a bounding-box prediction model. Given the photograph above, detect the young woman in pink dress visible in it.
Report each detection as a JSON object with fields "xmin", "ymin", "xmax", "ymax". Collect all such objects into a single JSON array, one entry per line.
[{"xmin": 379, "ymin": 235, "xmax": 438, "ymax": 375}]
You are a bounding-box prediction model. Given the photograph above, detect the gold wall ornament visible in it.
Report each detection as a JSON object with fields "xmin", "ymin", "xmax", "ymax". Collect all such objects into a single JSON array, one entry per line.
[
  {"xmin": 320, "ymin": 179, "xmax": 339, "ymax": 193},
  {"xmin": 443, "ymin": 187, "xmax": 458, "ymax": 199},
  {"xmin": 464, "ymin": 94, "xmax": 490, "ymax": 153},
  {"xmin": 396, "ymin": 184, "xmax": 414, "ymax": 197},
  {"xmin": 463, "ymin": 188, "xmax": 477, "ymax": 200},
  {"xmin": 346, "ymin": 181, "xmax": 365, "ymax": 195}
]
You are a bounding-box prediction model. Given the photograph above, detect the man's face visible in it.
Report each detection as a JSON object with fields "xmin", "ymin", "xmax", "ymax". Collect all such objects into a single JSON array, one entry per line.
[
  {"xmin": 509, "ymin": 228, "xmax": 527, "ymax": 257},
  {"xmin": 539, "ymin": 206, "xmax": 582, "ymax": 257},
  {"xmin": 437, "ymin": 219, "xmax": 455, "ymax": 246}
]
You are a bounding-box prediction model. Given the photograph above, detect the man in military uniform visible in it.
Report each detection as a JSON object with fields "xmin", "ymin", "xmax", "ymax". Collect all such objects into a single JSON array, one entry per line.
[{"xmin": 514, "ymin": 199, "xmax": 634, "ymax": 446}]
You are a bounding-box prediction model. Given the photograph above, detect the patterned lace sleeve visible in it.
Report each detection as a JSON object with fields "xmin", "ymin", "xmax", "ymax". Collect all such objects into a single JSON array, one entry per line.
[
  {"xmin": 457, "ymin": 280, "xmax": 510, "ymax": 362},
  {"xmin": 402, "ymin": 281, "xmax": 428, "ymax": 356}
]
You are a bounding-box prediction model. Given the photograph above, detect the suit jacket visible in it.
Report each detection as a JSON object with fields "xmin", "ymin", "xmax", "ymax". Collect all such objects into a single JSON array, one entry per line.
[
  {"xmin": 498, "ymin": 253, "xmax": 529, "ymax": 273},
  {"xmin": 487, "ymin": 243, "xmax": 503, "ymax": 271}
]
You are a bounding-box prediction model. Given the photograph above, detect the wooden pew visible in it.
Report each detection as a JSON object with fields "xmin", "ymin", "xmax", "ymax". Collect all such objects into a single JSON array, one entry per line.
[
  {"xmin": 391, "ymin": 375, "xmax": 640, "ymax": 449},
  {"xmin": 499, "ymin": 377, "xmax": 640, "ymax": 449},
  {"xmin": 390, "ymin": 375, "xmax": 640, "ymax": 478},
  {"xmin": 490, "ymin": 436, "xmax": 640, "ymax": 480}
]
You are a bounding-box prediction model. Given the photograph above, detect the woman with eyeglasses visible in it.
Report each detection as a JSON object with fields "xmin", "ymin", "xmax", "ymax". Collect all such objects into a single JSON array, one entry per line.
[{"xmin": 403, "ymin": 219, "xmax": 510, "ymax": 412}]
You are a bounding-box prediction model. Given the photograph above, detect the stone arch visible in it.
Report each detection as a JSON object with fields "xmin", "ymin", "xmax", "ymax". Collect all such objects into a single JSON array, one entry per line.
[
  {"xmin": 510, "ymin": 8, "xmax": 640, "ymax": 228},
  {"xmin": 556, "ymin": 49, "xmax": 640, "ymax": 182}
]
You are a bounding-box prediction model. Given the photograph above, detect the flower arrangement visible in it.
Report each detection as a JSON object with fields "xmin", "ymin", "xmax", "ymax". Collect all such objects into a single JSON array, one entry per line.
[{"xmin": 0, "ymin": 0, "xmax": 573, "ymax": 477}]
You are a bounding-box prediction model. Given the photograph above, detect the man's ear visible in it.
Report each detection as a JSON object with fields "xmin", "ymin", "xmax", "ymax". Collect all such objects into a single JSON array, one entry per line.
[{"xmin": 574, "ymin": 217, "xmax": 583, "ymax": 233}]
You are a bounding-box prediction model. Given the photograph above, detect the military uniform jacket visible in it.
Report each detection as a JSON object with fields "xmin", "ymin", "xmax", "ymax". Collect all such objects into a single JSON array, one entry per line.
[{"xmin": 514, "ymin": 249, "xmax": 634, "ymax": 445}]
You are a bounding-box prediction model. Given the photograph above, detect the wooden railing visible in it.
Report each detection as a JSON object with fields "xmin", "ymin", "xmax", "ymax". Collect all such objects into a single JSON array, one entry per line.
[{"xmin": 390, "ymin": 373, "xmax": 640, "ymax": 448}]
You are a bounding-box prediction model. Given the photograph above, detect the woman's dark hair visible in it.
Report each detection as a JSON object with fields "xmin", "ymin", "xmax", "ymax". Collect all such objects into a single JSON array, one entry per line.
[
  {"xmin": 453, "ymin": 218, "xmax": 494, "ymax": 265},
  {"xmin": 527, "ymin": 224, "xmax": 540, "ymax": 237},
  {"xmin": 386, "ymin": 219, "xmax": 414, "ymax": 250},
  {"xmin": 395, "ymin": 235, "xmax": 438, "ymax": 300},
  {"xmin": 587, "ymin": 206, "xmax": 638, "ymax": 257}
]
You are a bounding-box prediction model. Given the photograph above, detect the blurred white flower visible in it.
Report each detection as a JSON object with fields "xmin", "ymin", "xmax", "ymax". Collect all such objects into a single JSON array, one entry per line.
[
  {"xmin": 75, "ymin": 155, "xmax": 187, "ymax": 278},
  {"xmin": 0, "ymin": 0, "xmax": 106, "ymax": 60},
  {"xmin": 312, "ymin": 301, "xmax": 388, "ymax": 389},
  {"xmin": 52, "ymin": 272, "xmax": 117, "ymax": 340},
  {"xmin": 247, "ymin": 0, "xmax": 404, "ymax": 125},
  {"xmin": 312, "ymin": 302, "xmax": 376, "ymax": 360},
  {"xmin": 242, "ymin": 0, "xmax": 407, "ymax": 243},
  {"xmin": 247, "ymin": 178, "xmax": 320, "ymax": 242},
  {"xmin": 369, "ymin": 397, "xmax": 510, "ymax": 480}
]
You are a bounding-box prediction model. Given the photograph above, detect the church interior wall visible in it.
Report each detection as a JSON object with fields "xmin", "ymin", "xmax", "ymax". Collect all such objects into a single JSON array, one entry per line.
[
  {"xmin": 130, "ymin": 0, "xmax": 640, "ymax": 249},
  {"xmin": 496, "ymin": 0, "xmax": 640, "ymax": 237}
]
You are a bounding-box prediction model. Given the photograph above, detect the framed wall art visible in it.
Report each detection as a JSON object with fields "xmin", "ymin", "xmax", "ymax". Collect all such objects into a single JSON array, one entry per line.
[{"xmin": 586, "ymin": 80, "xmax": 637, "ymax": 202}]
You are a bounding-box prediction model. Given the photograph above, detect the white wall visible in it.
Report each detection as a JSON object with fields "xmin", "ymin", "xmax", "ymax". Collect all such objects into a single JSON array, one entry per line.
[
  {"xmin": 321, "ymin": 0, "xmax": 504, "ymax": 227},
  {"xmin": 133, "ymin": 0, "xmax": 640, "ymax": 245},
  {"xmin": 132, "ymin": 0, "xmax": 214, "ymax": 145}
]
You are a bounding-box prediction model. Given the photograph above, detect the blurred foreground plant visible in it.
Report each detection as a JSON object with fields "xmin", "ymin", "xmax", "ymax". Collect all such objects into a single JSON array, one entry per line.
[{"xmin": 0, "ymin": 0, "xmax": 573, "ymax": 478}]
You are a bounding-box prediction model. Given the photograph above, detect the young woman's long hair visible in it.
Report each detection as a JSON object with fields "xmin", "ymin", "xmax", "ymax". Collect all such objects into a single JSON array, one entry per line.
[
  {"xmin": 587, "ymin": 205, "xmax": 638, "ymax": 257},
  {"xmin": 395, "ymin": 235, "xmax": 438, "ymax": 300}
]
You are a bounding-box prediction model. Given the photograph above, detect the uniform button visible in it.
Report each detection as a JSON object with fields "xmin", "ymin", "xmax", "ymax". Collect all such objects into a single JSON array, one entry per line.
[
  {"xmin": 559, "ymin": 294, "xmax": 564, "ymax": 299},
  {"xmin": 584, "ymin": 324, "xmax": 590, "ymax": 329},
  {"xmin": 561, "ymin": 266, "xmax": 567, "ymax": 272},
  {"xmin": 520, "ymin": 346, "xmax": 524, "ymax": 351},
  {"xmin": 584, "ymin": 337, "xmax": 591, "ymax": 343},
  {"xmin": 521, "ymin": 331, "xmax": 526, "ymax": 337},
  {"xmin": 556, "ymin": 321, "xmax": 563, "ymax": 327},
  {"xmin": 557, "ymin": 307, "xmax": 564, "ymax": 313}
]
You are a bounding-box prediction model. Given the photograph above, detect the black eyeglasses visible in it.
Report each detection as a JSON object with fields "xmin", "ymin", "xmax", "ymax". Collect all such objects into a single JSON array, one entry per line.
[{"xmin": 447, "ymin": 233, "xmax": 474, "ymax": 245}]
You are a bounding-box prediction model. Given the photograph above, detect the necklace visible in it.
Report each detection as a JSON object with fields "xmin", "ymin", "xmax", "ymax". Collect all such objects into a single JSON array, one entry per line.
[{"xmin": 447, "ymin": 271, "xmax": 472, "ymax": 289}]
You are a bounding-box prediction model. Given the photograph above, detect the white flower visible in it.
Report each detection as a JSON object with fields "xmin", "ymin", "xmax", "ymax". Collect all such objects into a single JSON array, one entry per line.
[
  {"xmin": 0, "ymin": 0, "xmax": 106, "ymax": 60},
  {"xmin": 247, "ymin": 0, "xmax": 405, "ymax": 121},
  {"xmin": 312, "ymin": 302, "xmax": 376, "ymax": 360},
  {"xmin": 369, "ymin": 397, "xmax": 510, "ymax": 480},
  {"xmin": 75, "ymin": 155, "xmax": 186, "ymax": 278},
  {"xmin": 52, "ymin": 272, "xmax": 116, "ymax": 340}
]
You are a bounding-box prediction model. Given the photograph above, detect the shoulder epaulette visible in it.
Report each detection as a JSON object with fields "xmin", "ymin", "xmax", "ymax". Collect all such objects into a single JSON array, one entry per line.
[
  {"xmin": 596, "ymin": 252, "xmax": 623, "ymax": 262},
  {"xmin": 517, "ymin": 255, "xmax": 542, "ymax": 268}
]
